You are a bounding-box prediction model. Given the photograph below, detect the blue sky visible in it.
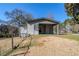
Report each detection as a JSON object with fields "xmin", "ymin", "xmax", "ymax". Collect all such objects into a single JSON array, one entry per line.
[{"xmin": 0, "ymin": 3, "xmax": 68, "ymax": 22}]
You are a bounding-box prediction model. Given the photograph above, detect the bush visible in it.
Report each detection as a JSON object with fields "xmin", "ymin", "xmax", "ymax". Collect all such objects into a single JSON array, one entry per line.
[{"xmin": 0, "ymin": 24, "xmax": 19, "ymax": 38}]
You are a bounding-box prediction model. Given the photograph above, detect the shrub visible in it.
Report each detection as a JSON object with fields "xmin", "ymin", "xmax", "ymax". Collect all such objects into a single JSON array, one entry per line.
[{"xmin": 0, "ymin": 24, "xmax": 19, "ymax": 38}]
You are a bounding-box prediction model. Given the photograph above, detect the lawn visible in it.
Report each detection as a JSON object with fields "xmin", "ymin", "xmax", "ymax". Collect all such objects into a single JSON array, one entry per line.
[
  {"xmin": 56, "ymin": 34, "xmax": 79, "ymax": 41},
  {"xmin": 1, "ymin": 34, "xmax": 79, "ymax": 56},
  {"xmin": 0, "ymin": 35, "xmax": 48, "ymax": 55},
  {"xmin": 0, "ymin": 37, "xmax": 23, "ymax": 55}
]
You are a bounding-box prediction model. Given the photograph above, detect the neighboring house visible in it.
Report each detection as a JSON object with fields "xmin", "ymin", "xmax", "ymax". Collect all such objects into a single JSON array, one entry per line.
[
  {"xmin": 19, "ymin": 18, "xmax": 59, "ymax": 37},
  {"xmin": 73, "ymin": 24, "xmax": 79, "ymax": 33},
  {"xmin": 65, "ymin": 24, "xmax": 72, "ymax": 33}
]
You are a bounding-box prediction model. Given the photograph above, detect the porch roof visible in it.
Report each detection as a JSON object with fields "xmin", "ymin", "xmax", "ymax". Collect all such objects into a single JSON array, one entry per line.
[{"xmin": 28, "ymin": 18, "xmax": 59, "ymax": 24}]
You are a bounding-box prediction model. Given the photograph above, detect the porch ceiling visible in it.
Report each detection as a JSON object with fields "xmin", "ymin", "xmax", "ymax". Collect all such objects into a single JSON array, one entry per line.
[{"xmin": 38, "ymin": 21, "xmax": 57, "ymax": 25}]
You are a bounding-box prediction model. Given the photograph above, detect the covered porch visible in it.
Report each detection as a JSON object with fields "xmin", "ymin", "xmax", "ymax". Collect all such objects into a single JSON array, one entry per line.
[
  {"xmin": 28, "ymin": 18, "xmax": 59, "ymax": 35},
  {"xmin": 39, "ymin": 24, "xmax": 59, "ymax": 34}
]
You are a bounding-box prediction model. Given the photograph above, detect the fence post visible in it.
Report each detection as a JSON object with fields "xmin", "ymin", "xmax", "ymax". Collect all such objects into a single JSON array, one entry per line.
[
  {"xmin": 0, "ymin": 47, "xmax": 1, "ymax": 56},
  {"xmin": 11, "ymin": 34, "xmax": 14, "ymax": 49}
]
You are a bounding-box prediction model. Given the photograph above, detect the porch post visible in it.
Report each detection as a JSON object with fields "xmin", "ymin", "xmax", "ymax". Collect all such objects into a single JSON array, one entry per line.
[
  {"xmin": 53, "ymin": 25, "xmax": 56, "ymax": 34},
  {"xmin": 56, "ymin": 24, "xmax": 59, "ymax": 35},
  {"xmin": 46, "ymin": 25, "xmax": 48, "ymax": 33}
]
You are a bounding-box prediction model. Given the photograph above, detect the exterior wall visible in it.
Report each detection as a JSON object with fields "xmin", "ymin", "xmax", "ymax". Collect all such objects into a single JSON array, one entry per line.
[
  {"xmin": 19, "ymin": 23, "xmax": 39, "ymax": 36},
  {"xmin": 19, "ymin": 26, "xmax": 27, "ymax": 37},
  {"xmin": 27, "ymin": 23, "xmax": 39, "ymax": 35},
  {"xmin": 34, "ymin": 23, "xmax": 39, "ymax": 35},
  {"xmin": 27, "ymin": 23, "xmax": 34, "ymax": 35}
]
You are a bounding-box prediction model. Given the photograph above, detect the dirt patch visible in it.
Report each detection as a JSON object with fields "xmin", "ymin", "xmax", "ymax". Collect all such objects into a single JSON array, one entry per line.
[{"xmin": 26, "ymin": 36, "xmax": 79, "ymax": 56}]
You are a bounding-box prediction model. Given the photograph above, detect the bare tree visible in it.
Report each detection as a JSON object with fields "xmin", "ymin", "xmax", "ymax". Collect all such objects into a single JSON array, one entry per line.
[
  {"xmin": 5, "ymin": 8, "xmax": 33, "ymax": 49},
  {"xmin": 5, "ymin": 8, "xmax": 33, "ymax": 26}
]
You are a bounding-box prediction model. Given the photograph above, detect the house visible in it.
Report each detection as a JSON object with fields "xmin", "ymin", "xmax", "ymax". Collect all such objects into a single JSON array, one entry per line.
[
  {"xmin": 72, "ymin": 24, "xmax": 79, "ymax": 33},
  {"xmin": 19, "ymin": 18, "xmax": 59, "ymax": 37}
]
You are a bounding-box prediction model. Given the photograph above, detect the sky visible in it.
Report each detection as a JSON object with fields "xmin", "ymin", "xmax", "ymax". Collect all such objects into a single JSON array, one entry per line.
[{"xmin": 0, "ymin": 3, "xmax": 68, "ymax": 22}]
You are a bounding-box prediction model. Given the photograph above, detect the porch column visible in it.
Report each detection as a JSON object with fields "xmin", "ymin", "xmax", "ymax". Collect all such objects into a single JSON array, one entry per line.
[
  {"xmin": 56, "ymin": 24, "xmax": 59, "ymax": 35},
  {"xmin": 53, "ymin": 25, "xmax": 56, "ymax": 34}
]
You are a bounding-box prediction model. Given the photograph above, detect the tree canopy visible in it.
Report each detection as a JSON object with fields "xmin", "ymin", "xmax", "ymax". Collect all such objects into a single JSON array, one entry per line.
[
  {"xmin": 64, "ymin": 3, "xmax": 74, "ymax": 17},
  {"xmin": 5, "ymin": 8, "xmax": 33, "ymax": 27},
  {"xmin": 64, "ymin": 3, "xmax": 79, "ymax": 24}
]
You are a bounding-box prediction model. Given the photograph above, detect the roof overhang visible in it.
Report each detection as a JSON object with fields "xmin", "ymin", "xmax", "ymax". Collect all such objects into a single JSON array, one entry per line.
[{"xmin": 28, "ymin": 18, "xmax": 59, "ymax": 25}]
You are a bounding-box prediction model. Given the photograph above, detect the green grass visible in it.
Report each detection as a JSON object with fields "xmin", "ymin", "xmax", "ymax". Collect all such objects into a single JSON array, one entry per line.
[
  {"xmin": 32, "ymin": 34, "xmax": 47, "ymax": 38},
  {"xmin": 56, "ymin": 34, "xmax": 79, "ymax": 41},
  {"xmin": 32, "ymin": 34, "xmax": 53, "ymax": 39}
]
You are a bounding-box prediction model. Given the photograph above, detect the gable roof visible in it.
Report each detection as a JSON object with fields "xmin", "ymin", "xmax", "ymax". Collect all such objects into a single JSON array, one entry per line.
[{"xmin": 28, "ymin": 18, "xmax": 59, "ymax": 24}]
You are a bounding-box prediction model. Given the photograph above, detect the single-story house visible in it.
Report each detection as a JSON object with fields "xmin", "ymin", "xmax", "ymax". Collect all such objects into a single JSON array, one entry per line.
[
  {"xmin": 19, "ymin": 18, "xmax": 59, "ymax": 37},
  {"xmin": 72, "ymin": 24, "xmax": 79, "ymax": 33}
]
